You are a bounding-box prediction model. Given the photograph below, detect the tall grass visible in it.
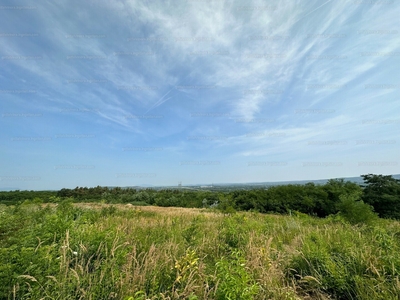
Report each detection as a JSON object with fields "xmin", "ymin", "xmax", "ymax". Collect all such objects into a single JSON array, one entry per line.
[{"xmin": 0, "ymin": 202, "xmax": 399, "ymax": 299}]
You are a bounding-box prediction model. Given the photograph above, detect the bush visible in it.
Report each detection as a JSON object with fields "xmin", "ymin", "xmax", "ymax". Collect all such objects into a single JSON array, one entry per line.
[
  {"xmin": 336, "ymin": 192, "xmax": 378, "ymax": 225},
  {"xmin": 214, "ymin": 250, "xmax": 260, "ymax": 300}
]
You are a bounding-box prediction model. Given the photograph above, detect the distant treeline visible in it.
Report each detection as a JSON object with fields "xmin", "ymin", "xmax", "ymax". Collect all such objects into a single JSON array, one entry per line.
[
  {"xmin": 1, "ymin": 174, "xmax": 400, "ymax": 219},
  {"xmin": 0, "ymin": 190, "xmax": 57, "ymax": 206}
]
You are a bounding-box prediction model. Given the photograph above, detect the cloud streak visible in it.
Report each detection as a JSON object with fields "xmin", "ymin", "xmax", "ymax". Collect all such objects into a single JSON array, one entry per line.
[{"xmin": 1, "ymin": 0, "xmax": 399, "ymax": 189}]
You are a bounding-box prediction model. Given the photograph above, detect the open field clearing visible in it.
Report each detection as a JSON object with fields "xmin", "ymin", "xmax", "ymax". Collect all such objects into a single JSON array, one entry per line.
[
  {"xmin": 1, "ymin": 202, "xmax": 400, "ymax": 299},
  {"xmin": 74, "ymin": 203, "xmax": 217, "ymax": 216}
]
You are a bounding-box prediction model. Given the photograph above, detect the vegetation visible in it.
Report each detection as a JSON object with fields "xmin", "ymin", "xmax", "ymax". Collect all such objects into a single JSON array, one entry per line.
[
  {"xmin": 1, "ymin": 174, "xmax": 399, "ymax": 221},
  {"xmin": 361, "ymin": 174, "xmax": 400, "ymax": 219},
  {"xmin": 0, "ymin": 190, "xmax": 57, "ymax": 205},
  {"xmin": 1, "ymin": 202, "xmax": 400, "ymax": 299},
  {"xmin": 1, "ymin": 174, "xmax": 400, "ymax": 299}
]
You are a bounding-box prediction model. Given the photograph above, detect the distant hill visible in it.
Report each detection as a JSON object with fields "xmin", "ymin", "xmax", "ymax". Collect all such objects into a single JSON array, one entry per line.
[
  {"xmin": 122, "ymin": 174, "xmax": 400, "ymax": 190},
  {"xmin": 259, "ymin": 174, "xmax": 400, "ymax": 186},
  {"xmin": 0, "ymin": 187, "xmax": 20, "ymax": 191},
  {"xmin": 205, "ymin": 174, "xmax": 400, "ymax": 188},
  {"xmin": 2, "ymin": 174, "xmax": 399, "ymax": 192}
]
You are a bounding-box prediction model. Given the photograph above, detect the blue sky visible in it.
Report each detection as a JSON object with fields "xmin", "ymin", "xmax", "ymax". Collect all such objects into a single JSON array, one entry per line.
[{"xmin": 1, "ymin": 0, "xmax": 399, "ymax": 190}]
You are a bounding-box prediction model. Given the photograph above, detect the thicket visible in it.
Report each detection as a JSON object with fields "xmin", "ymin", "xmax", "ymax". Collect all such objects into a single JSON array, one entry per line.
[{"xmin": 1, "ymin": 174, "xmax": 399, "ymax": 221}]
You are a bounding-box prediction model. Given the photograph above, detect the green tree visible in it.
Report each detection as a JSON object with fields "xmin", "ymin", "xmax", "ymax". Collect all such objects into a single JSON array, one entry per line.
[
  {"xmin": 361, "ymin": 174, "xmax": 400, "ymax": 219},
  {"xmin": 318, "ymin": 179, "xmax": 362, "ymax": 217}
]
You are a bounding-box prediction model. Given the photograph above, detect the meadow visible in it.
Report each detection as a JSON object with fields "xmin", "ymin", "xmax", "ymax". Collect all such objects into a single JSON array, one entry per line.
[{"xmin": 1, "ymin": 201, "xmax": 400, "ymax": 299}]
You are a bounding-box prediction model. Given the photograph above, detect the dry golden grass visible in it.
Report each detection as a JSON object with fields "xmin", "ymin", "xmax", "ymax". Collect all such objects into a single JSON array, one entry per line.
[{"xmin": 74, "ymin": 202, "xmax": 220, "ymax": 216}]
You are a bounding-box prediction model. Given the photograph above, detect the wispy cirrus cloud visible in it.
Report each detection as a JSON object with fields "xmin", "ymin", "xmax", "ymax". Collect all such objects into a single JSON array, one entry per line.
[{"xmin": 0, "ymin": 0, "xmax": 399, "ymax": 188}]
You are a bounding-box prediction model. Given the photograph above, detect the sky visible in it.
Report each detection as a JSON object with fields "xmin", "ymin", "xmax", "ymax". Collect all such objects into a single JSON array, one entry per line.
[{"xmin": 0, "ymin": 0, "xmax": 399, "ymax": 190}]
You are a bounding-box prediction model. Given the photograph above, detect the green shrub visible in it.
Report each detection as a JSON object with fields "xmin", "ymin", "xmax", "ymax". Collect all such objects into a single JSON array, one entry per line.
[
  {"xmin": 336, "ymin": 192, "xmax": 378, "ymax": 225},
  {"xmin": 214, "ymin": 250, "xmax": 260, "ymax": 300},
  {"xmin": 182, "ymin": 216, "xmax": 204, "ymax": 246}
]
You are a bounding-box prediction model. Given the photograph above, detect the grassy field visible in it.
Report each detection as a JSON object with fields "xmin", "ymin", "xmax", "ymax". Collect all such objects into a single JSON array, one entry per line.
[{"xmin": 1, "ymin": 202, "xmax": 400, "ymax": 299}]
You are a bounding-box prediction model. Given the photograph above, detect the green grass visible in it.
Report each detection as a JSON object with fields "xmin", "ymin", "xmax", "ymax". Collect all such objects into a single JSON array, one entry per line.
[{"xmin": 1, "ymin": 201, "xmax": 400, "ymax": 299}]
